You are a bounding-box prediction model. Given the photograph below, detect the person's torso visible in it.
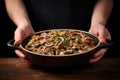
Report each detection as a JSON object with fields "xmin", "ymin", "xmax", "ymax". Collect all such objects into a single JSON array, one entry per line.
[{"xmin": 25, "ymin": 0, "xmax": 96, "ymax": 31}]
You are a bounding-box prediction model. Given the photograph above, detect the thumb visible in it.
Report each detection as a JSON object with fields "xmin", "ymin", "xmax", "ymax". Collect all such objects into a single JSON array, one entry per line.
[
  {"xmin": 14, "ymin": 30, "xmax": 23, "ymax": 45},
  {"xmin": 98, "ymin": 32, "xmax": 106, "ymax": 43}
]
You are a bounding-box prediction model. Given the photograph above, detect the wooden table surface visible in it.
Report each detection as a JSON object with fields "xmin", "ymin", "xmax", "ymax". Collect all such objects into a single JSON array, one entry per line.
[{"xmin": 0, "ymin": 57, "xmax": 120, "ymax": 80}]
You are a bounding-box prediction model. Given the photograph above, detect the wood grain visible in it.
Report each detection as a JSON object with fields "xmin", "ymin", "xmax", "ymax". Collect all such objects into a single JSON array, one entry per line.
[{"xmin": 0, "ymin": 58, "xmax": 120, "ymax": 80}]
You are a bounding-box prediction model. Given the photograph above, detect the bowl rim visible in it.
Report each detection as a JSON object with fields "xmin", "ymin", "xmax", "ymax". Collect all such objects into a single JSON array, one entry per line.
[{"xmin": 20, "ymin": 29, "xmax": 100, "ymax": 57}]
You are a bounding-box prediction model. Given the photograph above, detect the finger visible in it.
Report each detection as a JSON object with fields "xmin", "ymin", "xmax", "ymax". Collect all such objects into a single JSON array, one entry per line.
[
  {"xmin": 98, "ymin": 30, "xmax": 106, "ymax": 43},
  {"xmin": 93, "ymin": 49, "xmax": 107, "ymax": 58},
  {"xmin": 15, "ymin": 50, "xmax": 26, "ymax": 61},
  {"xmin": 106, "ymin": 29, "xmax": 111, "ymax": 40},
  {"xmin": 99, "ymin": 28, "xmax": 112, "ymax": 43},
  {"xmin": 14, "ymin": 29, "xmax": 23, "ymax": 45},
  {"xmin": 89, "ymin": 49, "xmax": 107, "ymax": 63},
  {"xmin": 89, "ymin": 53, "xmax": 104, "ymax": 63}
]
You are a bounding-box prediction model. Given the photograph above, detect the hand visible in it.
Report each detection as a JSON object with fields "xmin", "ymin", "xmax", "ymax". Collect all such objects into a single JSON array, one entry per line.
[
  {"xmin": 14, "ymin": 25, "xmax": 35, "ymax": 61},
  {"xmin": 89, "ymin": 24, "xmax": 111, "ymax": 63}
]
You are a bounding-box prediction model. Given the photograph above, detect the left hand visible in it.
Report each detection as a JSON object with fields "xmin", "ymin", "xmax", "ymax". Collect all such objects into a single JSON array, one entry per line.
[{"xmin": 89, "ymin": 23, "xmax": 111, "ymax": 63}]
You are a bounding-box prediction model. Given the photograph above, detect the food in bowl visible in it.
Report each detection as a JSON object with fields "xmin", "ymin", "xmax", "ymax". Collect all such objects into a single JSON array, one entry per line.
[{"xmin": 25, "ymin": 29, "xmax": 97, "ymax": 56}]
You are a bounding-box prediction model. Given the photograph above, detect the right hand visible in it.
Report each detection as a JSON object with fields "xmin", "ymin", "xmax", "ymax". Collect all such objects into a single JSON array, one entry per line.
[{"xmin": 14, "ymin": 25, "xmax": 35, "ymax": 61}]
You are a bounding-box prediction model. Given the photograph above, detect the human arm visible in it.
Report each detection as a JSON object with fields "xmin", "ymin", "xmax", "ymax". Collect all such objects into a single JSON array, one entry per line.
[
  {"xmin": 5, "ymin": 0, "xmax": 34, "ymax": 60},
  {"xmin": 89, "ymin": 0, "xmax": 113, "ymax": 63}
]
